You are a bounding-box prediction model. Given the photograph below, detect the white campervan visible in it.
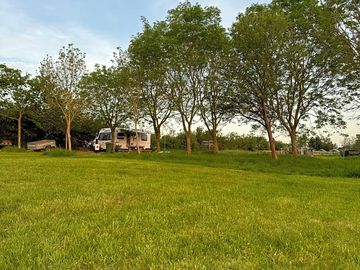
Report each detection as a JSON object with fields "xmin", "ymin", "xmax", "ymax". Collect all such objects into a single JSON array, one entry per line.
[{"xmin": 93, "ymin": 128, "xmax": 151, "ymax": 151}]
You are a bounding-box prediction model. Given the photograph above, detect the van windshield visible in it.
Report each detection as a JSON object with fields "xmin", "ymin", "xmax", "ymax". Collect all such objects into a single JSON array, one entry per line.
[{"xmin": 98, "ymin": 132, "xmax": 111, "ymax": 140}]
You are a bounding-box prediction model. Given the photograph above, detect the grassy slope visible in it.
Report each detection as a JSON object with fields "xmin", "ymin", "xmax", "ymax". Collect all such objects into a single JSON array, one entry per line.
[{"xmin": 0, "ymin": 152, "xmax": 359, "ymax": 269}]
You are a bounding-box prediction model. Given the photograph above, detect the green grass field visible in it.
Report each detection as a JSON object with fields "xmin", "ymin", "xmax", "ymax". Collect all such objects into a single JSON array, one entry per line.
[{"xmin": 0, "ymin": 151, "xmax": 359, "ymax": 269}]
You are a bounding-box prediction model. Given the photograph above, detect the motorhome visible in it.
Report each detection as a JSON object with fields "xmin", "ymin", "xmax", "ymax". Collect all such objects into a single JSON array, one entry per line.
[{"xmin": 93, "ymin": 128, "xmax": 151, "ymax": 151}]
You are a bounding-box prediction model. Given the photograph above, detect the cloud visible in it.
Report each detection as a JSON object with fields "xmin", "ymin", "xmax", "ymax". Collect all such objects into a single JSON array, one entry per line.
[
  {"xmin": 0, "ymin": 0, "xmax": 121, "ymax": 75},
  {"xmin": 0, "ymin": 0, "xmax": 271, "ymax": 75}
]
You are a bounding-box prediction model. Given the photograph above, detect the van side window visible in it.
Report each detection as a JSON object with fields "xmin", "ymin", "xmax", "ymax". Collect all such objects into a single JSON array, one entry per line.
[
  {"xmin": 117, "ymin": 132, "xmax": 125, "ymax": 139},
  {"xmin": 99, "ymin": 132, "xmax": 111, "ymax": 140},
  {"xmin": 141, "ymin": 133, "xmax": 147, "ymax": 141}
]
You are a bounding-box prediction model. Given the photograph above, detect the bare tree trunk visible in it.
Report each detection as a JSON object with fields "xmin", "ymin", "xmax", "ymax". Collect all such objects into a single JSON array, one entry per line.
[
  {"xmin": 135, "ymin": 120, "xmax": 140, "ymax": 154},
  {"xmin": 66, "ymin": 122, "xmax": 72, "ymax": 151},
  {"xmin": 65, "ymin": 131, "xmax": 68, "ymax": 150},
  {"xmin": 268, "ymin": 135, "xmax": 278, "ymax": 160},
  {"xmin": 264, "ymin": 116, "xmax": 278, "ymax": 160},
  {"xmin": 111, "ymin": 127, "xmax": 116, "ymax": 153},
  {"xmin": 290, "ymin": 130, "xmax": 298, "ymax": 157},
  {"xmin": 17, "ymin": 112, "xmax": 22, "ymax": 149},
  {"xmin": 290, "ymin": 129, "xmax": 298, "ymax": 156},
  {"xmin": 155, "ymin": 127, "xmax": 161, "ymax": 153},
  {"xmin": 186, "ymin": 131, "xmax": 192, "ymax": 156},
  {"xmin": 262, "ymin": 107, "xmax": 278, "ymax": 160},
  {"xmin": 212, "ymin": 129, "xmax": 219, "ymax": 153}
]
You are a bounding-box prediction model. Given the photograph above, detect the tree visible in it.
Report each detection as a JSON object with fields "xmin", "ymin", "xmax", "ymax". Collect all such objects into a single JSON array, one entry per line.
[
  {"xmin": 112, "ymin": 49, "xmax": 145, "ymax": 154},
  {"xmin": 127, "ymin": 66, "xmax": 143, "ymax": 154},
  {"xmin": 128, "ymin": 20, "xmax": 172, "ymax": 153},
  {"xmin": 270, "ymin": 0, "xmax": 344, "ymax": 156},
  {"xmin": 39, "ymin": 44, "xmax": 89, "ymax": 151},
  {"xmin": 82, "ymin": 60, "xmax": 129, "ymax": 153},
  {"xmin": 229, "ymin": 5, "xmax": 288, "ymax": 160},
  {"xmin": 28, "ymin": 76, "xmax": 66, "ymax": 140},
  {"xmin": 197, "ymin": 24, "xmax": 231, "ymax": 153},
  {"xmin": 0, "ymin": 64, "xmax": 33, "ymax": 149},
  {"xmin": 165, "ymin": 2, "xmax": 225, "ymax": 155},
  {"xmin": 325, "ymin": 0, "xmax": 359, "ymax": 116},
  {"xmin": 308, "ymin": 135, "xmax": 335, "ymax": 151}
]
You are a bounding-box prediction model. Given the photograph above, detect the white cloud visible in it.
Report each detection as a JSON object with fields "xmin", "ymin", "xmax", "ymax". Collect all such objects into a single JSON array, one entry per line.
[
  {"xmin": 0, "ymin": 0, "xmax": 121, "ymax": 75},
  {"xmin": 0, "ymin": 0, "xmax": 269, "ymax": 74}
]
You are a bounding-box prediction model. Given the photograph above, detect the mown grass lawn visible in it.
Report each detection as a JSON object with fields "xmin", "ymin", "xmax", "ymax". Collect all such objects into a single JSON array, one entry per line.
[{"xmin": 0, "ymin": 151, "xmax": 359, "ymax": 269}]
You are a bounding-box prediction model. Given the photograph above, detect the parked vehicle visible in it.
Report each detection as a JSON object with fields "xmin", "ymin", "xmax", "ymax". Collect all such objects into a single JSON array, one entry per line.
[
  {"xmin": 93, "ymin": 128, "xmax": 151, "ymax": 152},
  {"xmin": 27, "ymin": 140, "xmax": 57, "ymax": 151},
  {"xmin": 340, "ymin": 149, "xmax": 360, "ymax": 157}
]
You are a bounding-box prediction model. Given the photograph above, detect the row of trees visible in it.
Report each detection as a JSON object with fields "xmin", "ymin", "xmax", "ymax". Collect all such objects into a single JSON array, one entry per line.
[
  {"xmin": 155, "ymin": 131, "xmax": 342, "ymax": 152},
  {"xmin": 0, "ymin": 0, "xmax": 359, "ymax": 159}
]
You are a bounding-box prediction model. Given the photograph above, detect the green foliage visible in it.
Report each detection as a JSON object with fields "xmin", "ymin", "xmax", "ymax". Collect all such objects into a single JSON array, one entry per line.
[
  {"xmin": 323, "ymin": 0, "xmax": 359, "ymax": 116},
  {"xmin": 0, "ymin": 152, "xmax": 359, "ymax": 268},
  {"xmin": 82, "ymin": 59, "xmax": 130, "ymax": 137},
  {"xmin": 165, "ymin": 2, "xmax": 228, "ymax": 154},
  {"xmin": 0, "ymin": 0, "xmax": 357, "ymax": 158},
  {"xmin": 308, "ymin": 135, "xmax": 336, "ymax": 151},
  {"xmin": 354, "ymin": 134, "xmax": 360, "ymax": 149},
  {"xmin": 154, "ymin": 131, "xmax": 288, "ymax": 152},
  {"xmin": 0, "ymin": 64, "xmax": 35, "ymax": 147},
  {"xmin": 230, "ymin": 5, "xmax": 289, "ymax": 159},
  {"xmin": 128, "ymin": 20, "xmax": 172, "ymax": 152},
  {"xmin": 156, "ymin": 133, "xmax": 200, "ymax": 151},
  {"xmin": 39, "ymin": 44, "xmax": 89, "ymax": 151},
  {"xmin": 218, "ymin": 133, "xmax": 269, "ymax": 151}
]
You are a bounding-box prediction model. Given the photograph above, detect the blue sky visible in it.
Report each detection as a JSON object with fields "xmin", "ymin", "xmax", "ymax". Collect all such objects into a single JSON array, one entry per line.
[{"xmin": 0, "ymin": 0, "xmax": 270, "ymax": 74}]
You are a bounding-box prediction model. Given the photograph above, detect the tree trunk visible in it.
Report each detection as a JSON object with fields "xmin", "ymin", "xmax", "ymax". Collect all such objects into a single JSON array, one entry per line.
[
  {"xmin": 212, "ymin": 129, "xmax": 219, "ymax": 153},
  {"xmin": 264, "ymin": 120, "xmax": 278, "ymax": 160},
  {"xmin": 17, "ymin": 112, "xmax": 22, "ymax": 149},
  {"xmin": 135, "ymin": 120, "xmax": 140, "ymax": 154},
  {"xmin": 186, "ymin": 131, "xmax": 192, "ymax": 156},
  {"xmin": 290, "ymin": 129, "xmax": 298, "ymax": 156},
  {"xmin": 155, "ymin": 127, "xmax": 161, "ymax": 153},
  {"xmin": 262, "ymin": 108, "xmax": 278, "ymax": 160},
  {"xmin": 65, "ymin": 132, "xmax": 68, "ymax": 150},
  {"xmin": 268, "ymin": 135, "xmax": 278, "ymax": 160},
  {"xmin": 136, "ymin": 131, "xmax": 140, "ymax": 154},
  {"xmin": 66, "ymin": 122, "xmax": 72, "ymax": 151},
  {"xmin": 111, "ymin": 127, "xmax": 116, "ymax": 153}
]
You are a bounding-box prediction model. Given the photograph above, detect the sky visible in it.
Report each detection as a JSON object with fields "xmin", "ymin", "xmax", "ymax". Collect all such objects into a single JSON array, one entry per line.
[
  {"xmin": 0, "ymin": 0, "xmax": 271, "ymax": 74},
  {"xmin": 0, "ymin": 0, "xmax": 358, "ymax": 143}
]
